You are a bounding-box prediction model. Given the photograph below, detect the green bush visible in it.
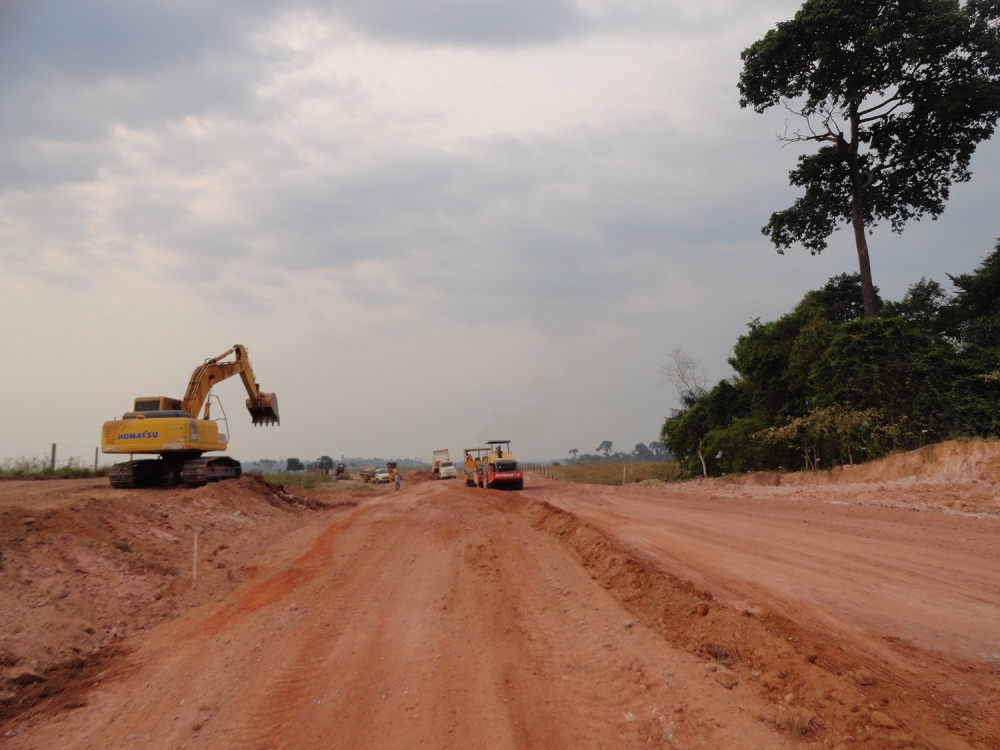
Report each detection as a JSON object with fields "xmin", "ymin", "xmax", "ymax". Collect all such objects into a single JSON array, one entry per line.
[
  {"xmin": 662, "ymin": 241, "xmax": 1000, "ymax": 475},
  {"xmin": 0, "ymin": 457, "xmax": 111, "ymax": 480}
]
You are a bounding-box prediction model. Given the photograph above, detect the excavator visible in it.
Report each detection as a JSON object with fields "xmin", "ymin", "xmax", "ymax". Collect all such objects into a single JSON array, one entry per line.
[{"xmin": 101, "ymin": 345, "xmax": 279, "ymax": 488}]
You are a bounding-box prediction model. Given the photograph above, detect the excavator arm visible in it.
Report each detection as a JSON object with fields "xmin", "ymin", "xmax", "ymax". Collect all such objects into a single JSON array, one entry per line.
[{"xmin": 180, "ymin": 345, "xmax": 280, "ymax": 426}]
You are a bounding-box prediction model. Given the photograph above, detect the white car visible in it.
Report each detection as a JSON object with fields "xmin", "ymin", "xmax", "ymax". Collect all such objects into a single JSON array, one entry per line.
[
  {"xmin": 373, "ymin": 468, "xmax": 391, "ymax": 484},
  {"xmin": 437, "ymin": 461, "xmax": 457, "ymax": 480}
]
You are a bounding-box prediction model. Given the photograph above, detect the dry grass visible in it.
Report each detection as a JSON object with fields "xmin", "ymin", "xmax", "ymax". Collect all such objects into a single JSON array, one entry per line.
[
  {"xmin": 263, "ymin": 472, "xmax": 335, "ymax": 489},
  {"xmin": 542, "ymin": 461, "xmax": 682, "ymax": 485}
]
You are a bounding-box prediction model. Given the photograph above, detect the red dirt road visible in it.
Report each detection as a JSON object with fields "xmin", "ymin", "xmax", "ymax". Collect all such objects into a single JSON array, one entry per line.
[
  {"xmin": 3, "ymin": 469, "xmax": 1000, "ymax": 750},
  {"xmin": 4, "ymin": 481, "xmax": 783, "ymax": 750},
  {"xmin": 539, "ymin": 478, "xmax": 1000, "ymax": 665}
]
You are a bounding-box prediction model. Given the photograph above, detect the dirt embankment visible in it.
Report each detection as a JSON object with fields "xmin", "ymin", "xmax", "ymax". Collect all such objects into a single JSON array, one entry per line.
[
  {"xmin": 668, "ymin": 440, "xmax": 1000, "ymax": 517},
  {"xmin": 527, "ymin": 496, "xmax": 1000, "ymax": 750},
  {"xmin": 716, "ymin": 439, "xmax": 1000, "ymax": 487},
  {"xmin": 0, "ymin": 475, "xmax": 358, "ymax": 724}
]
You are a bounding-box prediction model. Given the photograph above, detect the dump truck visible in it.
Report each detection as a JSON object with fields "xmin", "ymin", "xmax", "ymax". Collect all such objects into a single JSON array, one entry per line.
[
  {"xmin": 101, "ymin": 344, "xmax": 279, "ymax": 488},
  {"xmin": 432, "ymin": 449, "xmax": 457, "ymax": 480}
]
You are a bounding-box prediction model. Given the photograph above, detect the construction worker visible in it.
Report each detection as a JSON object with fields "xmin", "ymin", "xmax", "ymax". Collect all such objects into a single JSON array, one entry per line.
[{"xmin": 394, "ymin": 472, "xmax": 401, "ymax": 490}]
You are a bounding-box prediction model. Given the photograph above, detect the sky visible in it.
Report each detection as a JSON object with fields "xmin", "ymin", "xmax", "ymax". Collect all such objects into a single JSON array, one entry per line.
[{"xmin": 1, "ymin": 0, "xmax": 998, "ymax": 466}]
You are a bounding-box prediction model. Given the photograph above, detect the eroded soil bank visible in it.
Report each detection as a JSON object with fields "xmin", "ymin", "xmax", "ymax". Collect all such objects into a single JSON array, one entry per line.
[{"xmin": 0, "ymin": 475, "xmax": 361, "ymax": 727}]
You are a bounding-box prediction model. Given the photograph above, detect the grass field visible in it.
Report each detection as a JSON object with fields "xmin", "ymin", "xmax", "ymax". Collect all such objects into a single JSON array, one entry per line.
[
  {"xmin": 0, "ymin": 458, "xmax": 110, "ymax": 481},
  {"xmin": 262, "ymin": 472, "xmax": 380, "ymax": 492},
  {"xmin": 540, "ymin": 461, "xmax": 682, "ymax": 485}
]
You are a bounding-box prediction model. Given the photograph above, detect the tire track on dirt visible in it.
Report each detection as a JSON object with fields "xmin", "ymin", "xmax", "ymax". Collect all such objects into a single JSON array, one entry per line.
[
  {"xmin": 528, "ymin": 531, "xmax": 664, "ymax": 742},
  {"xmin": 445, "ymin": 490, "xmax": 776, "ymax": 749},
  {"xmin": 222, "ymin": 511, "xmax": 408, "ymax": 750}
]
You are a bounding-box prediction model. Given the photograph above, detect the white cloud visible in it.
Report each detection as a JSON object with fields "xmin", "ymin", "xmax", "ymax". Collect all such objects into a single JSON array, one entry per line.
[{"xmin": 1, "ymin": 0, "xmax": 997, "ymax": 464}]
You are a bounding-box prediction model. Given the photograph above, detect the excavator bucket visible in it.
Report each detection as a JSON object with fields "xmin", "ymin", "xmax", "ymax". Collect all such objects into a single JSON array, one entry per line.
[{"xmin": 248, "ymin": 393, "xmax": 280, "ymax": 426}]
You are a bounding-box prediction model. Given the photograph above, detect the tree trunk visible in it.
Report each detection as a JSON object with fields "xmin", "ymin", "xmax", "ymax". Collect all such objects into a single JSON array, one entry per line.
[
  {"xmin": 848, "ymin": 109, "xmax": 878, "ymax": 318},
  {"xmin": 851, "ymin": 193, "xmax": 878, "ymax": 317},
  {"xmin": 696, "ymin": 447, "xmax": 707, "ymax": 478}
]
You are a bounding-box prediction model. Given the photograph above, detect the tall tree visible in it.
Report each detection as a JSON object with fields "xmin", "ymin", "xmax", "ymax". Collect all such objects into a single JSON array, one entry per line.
[
  {"xmin": 633, "ymin": 443, "xmax": 655, "ymax": 460},
  {"xmin": 739, "ymin": 0, "xmax": 1000, "ymax": 316}
]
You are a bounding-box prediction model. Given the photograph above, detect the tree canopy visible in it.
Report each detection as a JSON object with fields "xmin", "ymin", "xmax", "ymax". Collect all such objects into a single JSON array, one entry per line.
[
  {"xmin": 662, "ymin": 240, "xmax": 1000, "ymax": 476},
  {"xmin": 739, "ymin": 0, "xmax": 1000, "ymax": 316}
]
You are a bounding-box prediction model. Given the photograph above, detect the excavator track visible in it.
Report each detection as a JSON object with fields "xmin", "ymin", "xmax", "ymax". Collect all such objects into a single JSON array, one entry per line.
[
  {"xmin": 109, "ymin": 462, "xmax": 138, "ymax": 489},
  {"xmin": 180, "ymin": 456, "xmax": 242, "ymax": 487},
  {"xmin": 109, "ymin": 459, "xmax": 183, "ymax": 489}
]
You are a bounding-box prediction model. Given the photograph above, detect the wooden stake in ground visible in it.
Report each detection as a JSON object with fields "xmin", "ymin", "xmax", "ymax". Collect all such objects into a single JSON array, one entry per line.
[
  {"xmin": 50, "ymin": 443, "xmax": 56, "ymax": 472},
  {"xmin": 622, "ymin": 464, "xmax": 626, "ymax": 486},
  {"xmin": 192, "ymin": 531, "xmax": 198, "ymax": 587}
]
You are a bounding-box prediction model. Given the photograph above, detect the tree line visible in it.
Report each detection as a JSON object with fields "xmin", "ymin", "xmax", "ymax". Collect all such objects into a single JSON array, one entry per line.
[
  {"xmin": 566, "ymin": 441, "xmax": 671, "ymax": 465},
  {"xmin": 245, "ymin": 456, "xmax": 430, "ymax": 474},
  {"xmin": 661, "ymin": 241, "xmax": 1000, "ymax": 477}
]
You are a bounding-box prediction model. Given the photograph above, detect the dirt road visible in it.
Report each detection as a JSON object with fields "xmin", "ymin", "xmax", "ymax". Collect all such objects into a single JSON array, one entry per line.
[
  {"xmin": 538, "ymin": 478, "xmax": 1000, "ymax": 665},
  {"xmin": 3, "ymin": 469, "xmax": 999, "ymax": 750}
]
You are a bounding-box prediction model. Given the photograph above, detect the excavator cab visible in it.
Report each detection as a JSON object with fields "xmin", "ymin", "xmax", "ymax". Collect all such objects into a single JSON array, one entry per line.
[{"xmin": 134, "ymin": 397, "xmax": 183, "ymax": 412}]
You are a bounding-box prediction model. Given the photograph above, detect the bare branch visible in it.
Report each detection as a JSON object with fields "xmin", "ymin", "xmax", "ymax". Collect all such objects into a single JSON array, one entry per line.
[
  {"xmin": 858, "ymin": 98, "xmax": 906, "ymax": 123},
  {"xmin": 857, "ymin": 92, "xmax": 901, "ymax": 117},
  {"xmin": 776, "ymin": 101, "xmax": 845, "ymax": 145},
  {"xmin": 660, "ymin": 348, "xmax": 708, "ymax": 408}
]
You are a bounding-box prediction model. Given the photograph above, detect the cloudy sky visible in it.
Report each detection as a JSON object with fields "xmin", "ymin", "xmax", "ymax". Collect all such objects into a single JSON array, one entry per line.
[{"xmin": 1, "ymin": 0, "xmax": 997, "ymax": 466}]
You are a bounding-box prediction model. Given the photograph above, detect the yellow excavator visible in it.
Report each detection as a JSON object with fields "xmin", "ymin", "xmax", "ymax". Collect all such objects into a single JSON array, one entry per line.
[{"xmin": 101, "ymin": 344, "xmax": 279, "ymax": 488}]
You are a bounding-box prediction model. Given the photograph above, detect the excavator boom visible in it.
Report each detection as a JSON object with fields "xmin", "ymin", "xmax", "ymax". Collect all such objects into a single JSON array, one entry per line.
[{"xmin": 181, "ymin": 345, "xmax": 280, "ymax": 426}]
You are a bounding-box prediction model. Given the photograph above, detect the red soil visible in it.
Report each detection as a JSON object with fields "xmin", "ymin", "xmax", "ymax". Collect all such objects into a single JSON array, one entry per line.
[{"xmin": 1, "ymin": 444, "xmax": 998, "ymax": 750}]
